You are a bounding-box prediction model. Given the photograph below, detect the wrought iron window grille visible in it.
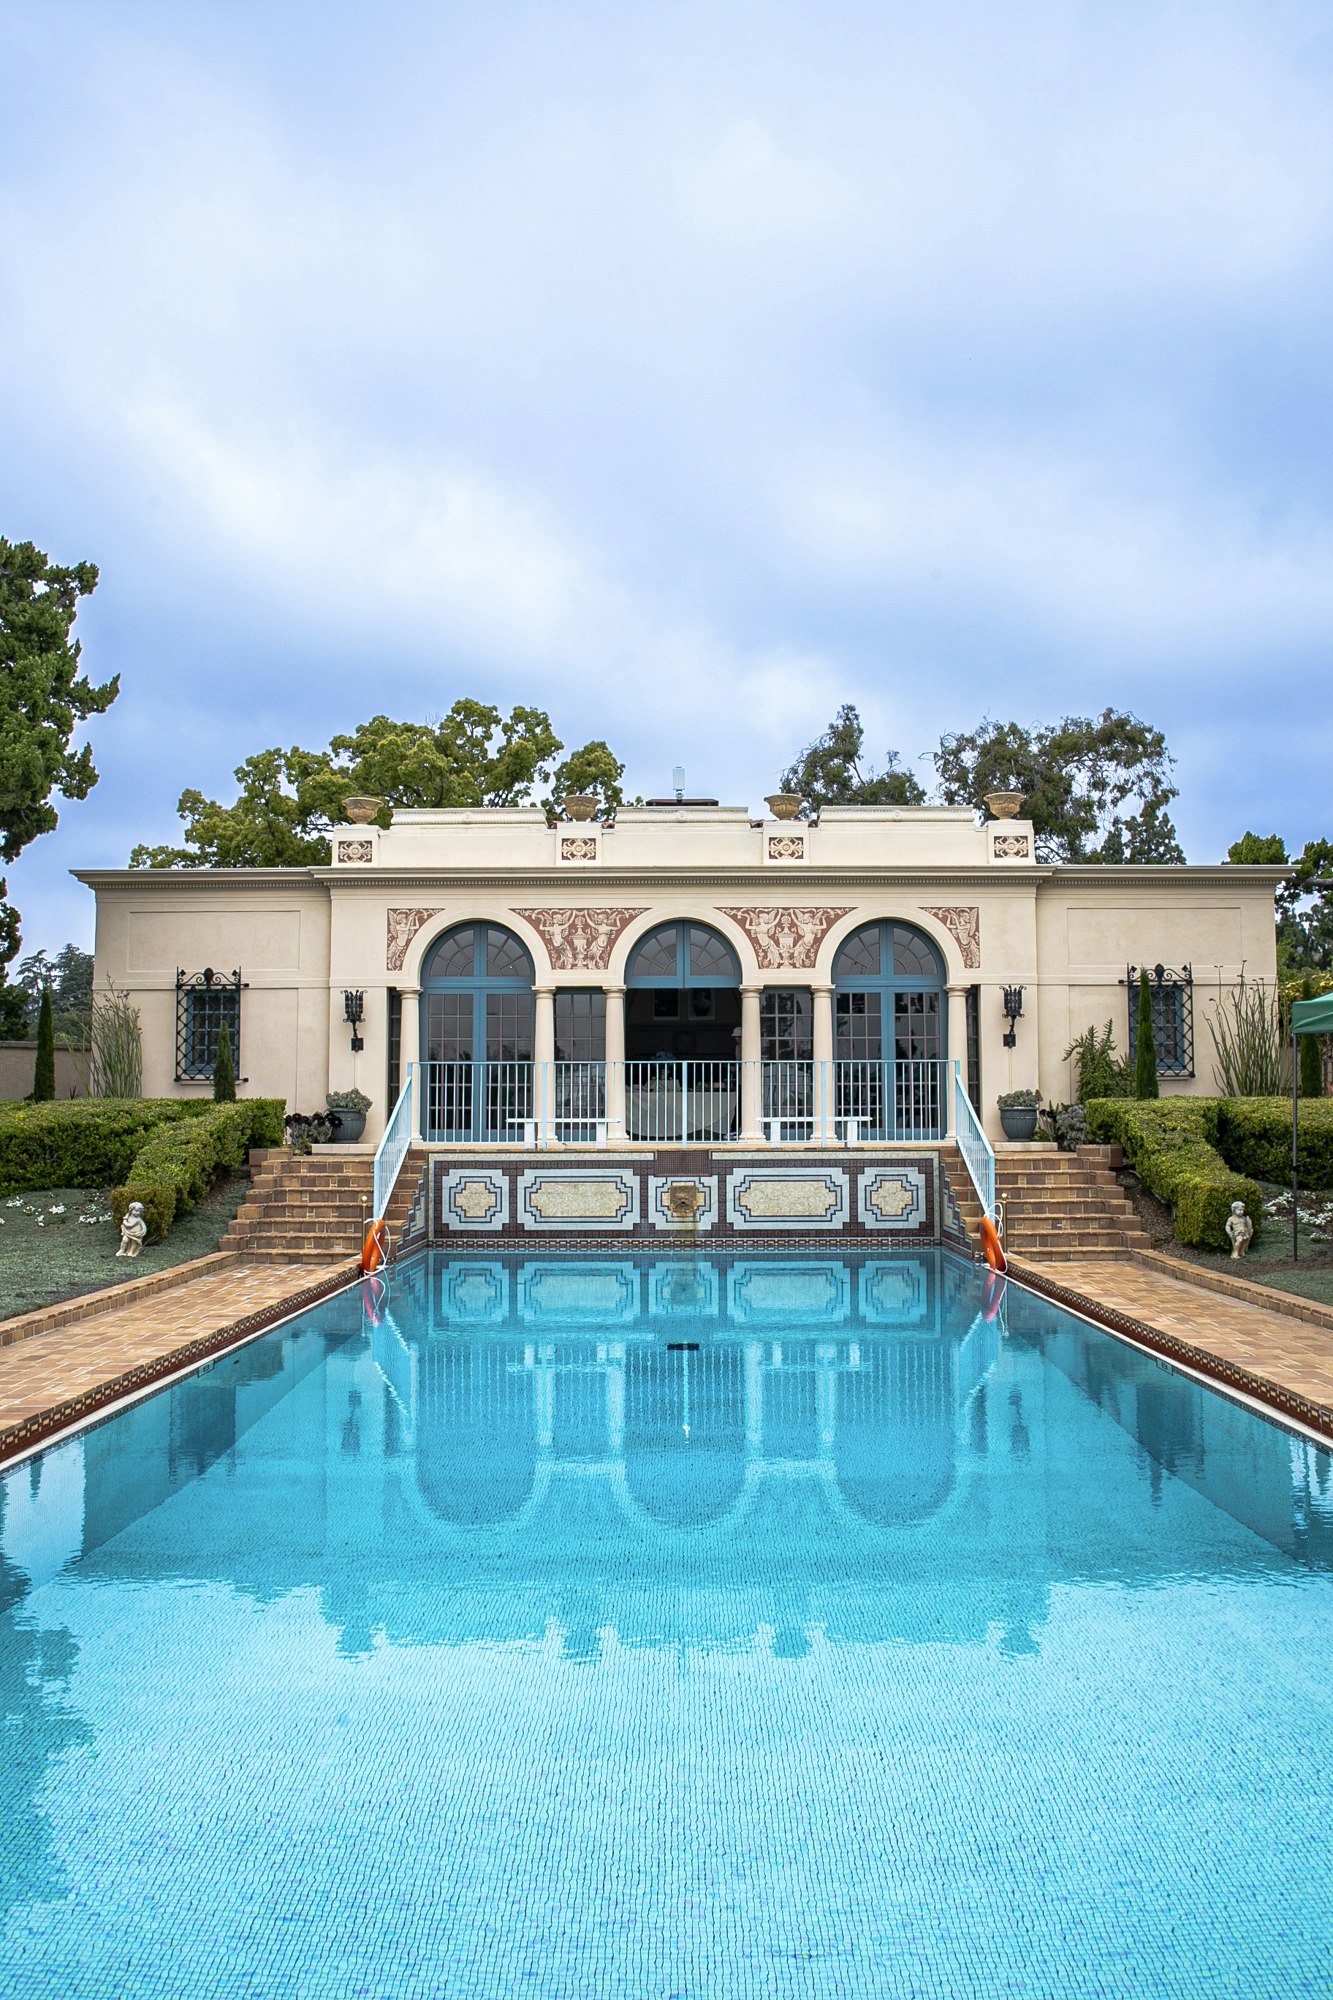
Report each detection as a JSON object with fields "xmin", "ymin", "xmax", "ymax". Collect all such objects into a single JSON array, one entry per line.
[
  {"xmin": 1123, "ymin": 963, "xmax": 1194, "ymax": 1078},
  {"xmin": 176, "ymin": 967, "xmax": 247, "ymax": 1082}
]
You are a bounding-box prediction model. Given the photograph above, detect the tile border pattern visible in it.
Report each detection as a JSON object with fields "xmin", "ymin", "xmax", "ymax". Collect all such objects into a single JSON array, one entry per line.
[{"xmin": 0, "ymin": 1264, "xmax": 359, "ymax": 1470}]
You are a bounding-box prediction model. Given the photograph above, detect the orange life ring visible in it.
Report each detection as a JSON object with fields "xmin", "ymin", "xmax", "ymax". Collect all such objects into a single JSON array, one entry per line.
[
  {"xmin": 979, "ymin": 1214, "xmax": 1006, "ymax": 1274},
  {"xmin": 982, "ymin": 1267, "xmax": 1007, "ymax": 1322},
  {"xmin": 360, "ymin": 1218, "xmax": 390, "ymax": 1275},
  {"xmin": 360, "ymin": 1272, "xmax": 388, "ymax": 1326}
]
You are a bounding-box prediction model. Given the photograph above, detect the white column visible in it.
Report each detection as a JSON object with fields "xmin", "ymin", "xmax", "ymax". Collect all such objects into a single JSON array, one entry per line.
[
  {"xmin": 812, "ymin": 983, "xmax": 835, "ymax": 1145},
  {"xmin": 399, "ymin": 986, "xmax": 421, "ymax": 1140},
  {"xmin": 604, "ymin": 984, "xmax": 625, "ymax": 1141},
  {"xmin": 533, "ymin": 986, "xmax": 555, "ymax": 1146},
  {"xmin": 740, "ymin": 984, "xmax": 763, "ymax": 1141},
  {"xmin": 946, "ymin": 984, "xmax": 969, "ymax": 1135}
]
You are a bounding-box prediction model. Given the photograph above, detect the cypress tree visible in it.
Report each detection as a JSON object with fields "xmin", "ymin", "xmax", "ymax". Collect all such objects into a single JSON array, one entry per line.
[
  {"xmin": 1300, "ymin": 975, "xmax": 1324, "ymax": 1098},
  {"xmin": 212, "ymin": 1021, "xmax": 236, "ymax": 1102},
  {"xmin": 1134, "ymin": 967, "xmax": 1159, "ymax": 1099},
  {"xmin": 33, "ymin": 987, "xmax": 56, "ymax": 1100}
]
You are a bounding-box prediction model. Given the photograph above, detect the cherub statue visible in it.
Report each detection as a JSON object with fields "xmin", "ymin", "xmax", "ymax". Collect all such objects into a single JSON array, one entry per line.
[
  {"xmin": 1225, "ymin": 1200, "xmax": 1254, "ymax": 1261},
  {"xmin": 116, "ymin": 1201, "xmax": 148, "ymax": 1259}
]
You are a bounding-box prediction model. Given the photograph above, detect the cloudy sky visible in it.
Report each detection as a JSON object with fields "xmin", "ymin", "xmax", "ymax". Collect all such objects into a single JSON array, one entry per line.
[{"xmin": 3, "ymin": 0, "xmax": 1330, "ymax": 953}]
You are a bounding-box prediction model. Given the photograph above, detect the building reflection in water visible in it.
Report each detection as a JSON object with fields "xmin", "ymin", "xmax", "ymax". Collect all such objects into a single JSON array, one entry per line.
[{"xmin": 3, "ymin": 1249, "xmax": 1331, "ymax": 1682}]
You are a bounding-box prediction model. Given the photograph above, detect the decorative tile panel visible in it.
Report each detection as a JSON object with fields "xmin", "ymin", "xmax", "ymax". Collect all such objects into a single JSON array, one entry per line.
[
  {"xmin": 991, "ymin": 831, "xmax": 1032, "ymax": 860},
  {"xmin": 858, "ymin": 1165, "xmax": 928, "ymax": 1231},
  {"xmin": 517, "ymin": 1262, "xmax": 640, "ymax": 1324},
  {"xmin": 387, "ymin": 907, "xmax": 443, "ymax": 971},
  {"xmin": 726, "ymin": 1168, "xmax": 849, "ymax": 1230},
  {"xmin": 718, "ymin": 906, "xmax": 852, "ymax": 970},
  {"xmin": 560, "ymin": 835, "xmax": 599, "ymax": 862},
  {"xmin": 439, "ymin": 1168, "xmax": 509, "ymax": 1233},
  {"xmin": 511, "ymin": 906, "xmax": 648, "ymax": 970},
  {"xmin": 647, "ymin": 1174, "xmax": 719, "ymax": 1232},
  {"xmin": 438, "ymin": 1260, "xmax": 511, "ymax": 1327},
  {"xmin": 336, "ymin": 839, "xmax": 374, "ymax": 864},
  {"xmin": 858, "ymin": 1260, "xmax": 929, "ymax": 1325},
  {"xmin": 919, "ymin": 905, "xmax": 980, "ymax": 969},
  {"xmin": 765, "ymin": 832, "xmax": 807, "ymax": 863},
  {"xmin": 517, "ymin": 1169, "xmax": 639, "ymax": 1230}
]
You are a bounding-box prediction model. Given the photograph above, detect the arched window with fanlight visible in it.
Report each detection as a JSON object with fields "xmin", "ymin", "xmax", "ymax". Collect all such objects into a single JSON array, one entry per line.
[
  {"xmin": 832, "ymin": 921, "xmax": 947, "ymax": 1138},
  {"xmin": 419, "ymin": 923, "xmax": 536, "ymax": 1140},
  {"xmin": 623, "ymin": 921, "xmax": 741, "ymax": 1062}
]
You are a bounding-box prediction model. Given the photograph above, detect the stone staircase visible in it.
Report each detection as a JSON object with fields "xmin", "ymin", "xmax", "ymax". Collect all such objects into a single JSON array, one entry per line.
[
  {"xmin": 222, "ymin": 1150, "xmax": 422, "ymax": 1263},
  {"xmin": 995, "ymin": 1143, "xmax": 1150, "ymax": 1261}
]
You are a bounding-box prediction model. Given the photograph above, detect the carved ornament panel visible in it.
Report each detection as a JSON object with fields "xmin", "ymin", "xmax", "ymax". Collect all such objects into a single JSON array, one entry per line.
[
  {"xmin": 919, "ymin": 905, "xmax": 981, "ymax": 969},
  {"xmin": 718, "ymin": 906, "xmax": 853, "ymax": 971},
  {"xmin": 511, "ymin": 907, "xmax": 649, "ymax": 971}
]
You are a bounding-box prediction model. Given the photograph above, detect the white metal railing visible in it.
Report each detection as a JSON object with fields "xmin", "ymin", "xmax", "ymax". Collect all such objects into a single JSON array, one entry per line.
[
  {"xmin": 833, "ymin": 1058, "xmax": 948, "ymax": 1142},
  {"xmin": 622, "ymin": 1060, "xmax": 741, "ymax": 1142},
  {"xmin": 953, "ymin": 1060, "xmax": 996, "ymax": 1220},
  {"xmin": 373, "ymin": 1065, "xmax": 417, "ymax": 1220},
  {"xmin": 405, "ymin": 1058, "xmax": 953, "ymax": 1146}
]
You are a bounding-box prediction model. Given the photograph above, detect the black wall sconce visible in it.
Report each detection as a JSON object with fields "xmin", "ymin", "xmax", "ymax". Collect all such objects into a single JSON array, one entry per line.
[
  {"xmin": 343, "ymin": 990, "xmax": 365, "ymax": 1052},
  {"xmin": 1002, "ymin": 985, "xmax": 1025, "ymax": 1048}
]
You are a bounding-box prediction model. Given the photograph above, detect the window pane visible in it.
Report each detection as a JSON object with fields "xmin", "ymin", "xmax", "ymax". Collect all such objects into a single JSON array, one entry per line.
[
  {"xmin": 836, "ymin": 990, "xmax": 881, "ymax": 1058},
  {"xmin": 630, "ymin": 926, "xmax": 679, "ymax": 980},
  {"xmin": 486, "ymin": 928, "xmax": 533, "ymax": 979},
  {"xmin": 485, "ymin": 992, "xmax": 533, "ymax": 1060},
  {"xmin": 554, "ymin": 990, "xmax": 606, "ymax": 1062},
  {"xmin": 689, "ymin": 927, "xmax": 737, "ymax": 981},
  {"xmin": 431, "ymin": 928, "xmax": 475, "ymax": 979},
  {"xmin": 892, "ymin": 926, "xmax": 940, "ymax": 978},
  {"xmin": 834, "ymin": 926, "xmax": 880, "ymax": 978},
  {"xmin": 761, "ymin": 989, "xmax": 812, "ymax": 1061}
]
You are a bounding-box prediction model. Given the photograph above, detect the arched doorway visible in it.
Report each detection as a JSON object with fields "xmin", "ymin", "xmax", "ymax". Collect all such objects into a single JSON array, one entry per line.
[
  {"xmin": 833, "ymin": 920, "xmax": 947, "ymax": 1139},
  {"xmin": 419, "ymin": 923, "xmax": 535, "ymax": 1140},
  {"xmin": 623, "ymin": 920, "xmax": 741, "ymax": 1140}
]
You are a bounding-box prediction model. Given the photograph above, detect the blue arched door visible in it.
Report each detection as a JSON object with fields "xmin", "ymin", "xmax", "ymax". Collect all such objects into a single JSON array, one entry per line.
[
  {"xmin": 833, "ymin": 921, "xmax": 946, "ymax": 1138},
  {"xmin": 420, "ymin": 924, "xmax": 535, "ymax": 1140},
  {"xmin": 622, "ymin": 920, "xmax": 742, "ymax": 1140}
]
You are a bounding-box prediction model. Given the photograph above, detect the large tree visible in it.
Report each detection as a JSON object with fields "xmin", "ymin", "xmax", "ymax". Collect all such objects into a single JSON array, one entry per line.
[
  {"xmin": 780, "ymin": 704, "xmax": 926, "ymax": 806},
  {"xmin": 1228, "ymin": 831, "xmax": 1333, "ymax": 971},
  {"xmin": 131, "ymin": 704, "xmax": 626, "ymax": 869},
  {"xmin": 0, "ymin": 539, "xmax": 115, "ymax": 1034},
  {"xmin": 933, "ymin": 710, "xmax": 1185, "ymax": 862}
]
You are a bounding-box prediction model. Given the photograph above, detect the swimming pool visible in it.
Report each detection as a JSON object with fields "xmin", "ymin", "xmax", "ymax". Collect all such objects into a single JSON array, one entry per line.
[{"xmin": 1, "ymin": 1248, "xmax": 1331, "ymax": 1999}]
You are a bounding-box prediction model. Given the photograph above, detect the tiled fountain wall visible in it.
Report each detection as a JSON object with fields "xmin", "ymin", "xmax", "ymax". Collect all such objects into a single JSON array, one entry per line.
[{"xmin": 399, "ymin": 1150, "xmax": 971, "ymax": 1253}]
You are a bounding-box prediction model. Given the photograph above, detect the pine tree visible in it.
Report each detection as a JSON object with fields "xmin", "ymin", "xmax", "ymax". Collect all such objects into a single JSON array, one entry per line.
[
  {"xmin": 33, "ymin": 986, "xmax": 56, "ymax": 1100},
  {"xmin": 1134, "ymin": 968, "xmax": 1160, "ymax": 1099},
  {"xmin": 1300, "ymin": 975, "xmax": 1324, "ymax": 1098},
  {"xmin": 212, "ymin": 1021, "xmax": 236, "ymax": 1101}
]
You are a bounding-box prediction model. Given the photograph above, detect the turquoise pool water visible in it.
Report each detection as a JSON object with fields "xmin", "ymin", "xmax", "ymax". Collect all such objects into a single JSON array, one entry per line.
[{"xmin": 1, "ymin": 1249, "xmax": 1332, "ymax": 1999}]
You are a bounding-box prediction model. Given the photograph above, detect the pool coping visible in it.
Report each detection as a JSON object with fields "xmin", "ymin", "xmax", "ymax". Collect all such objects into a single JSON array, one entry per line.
[
  {"xmin": 1007, "ymin": 1259, "xmax": 1333, "ymax": 1446},
  {"xmin": 0, "ymin": 1262, "xmax": 359, "ymax": 1470}
]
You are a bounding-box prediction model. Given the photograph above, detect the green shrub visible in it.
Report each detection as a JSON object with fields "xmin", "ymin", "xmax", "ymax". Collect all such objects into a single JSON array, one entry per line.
[
  {"xmin": 1064, "ymin": 1021, "xmax": 1132, "ymax": 1102},
  {"xmin": 1134, "ymin": 969, "xmax": 1159, "ymax": 1099},
  {"xmin": 33, "ymin": 989, "xmax": 56, "ymax": 1101},
  {"xmin": 1085, "ymin": 1097, "xmax": 1262, "ymax": 1252},
  {"xmin": 110, "ymin": 1097, "xmax": 286, "ymax": 1240},
  {"xmin": 212, "ymin": 1022, "xmax": 236, "ymax": 1102},
  {"xmin": 1212, "ymin": 1097, "xmax": 1333, "ymax": 1191}
]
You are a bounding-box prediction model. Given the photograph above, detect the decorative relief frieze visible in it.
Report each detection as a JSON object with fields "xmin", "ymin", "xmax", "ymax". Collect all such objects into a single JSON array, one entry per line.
[
  {"xmin": 511, "ymin": 906, "xmax": 648, "ymax": 971},
  {"xmin": 992, "ymin": 834, "xmax": 1031, "ymax": 860},
  {"xmin": 920, "ymin": 905, "xmax": 981, "ymax": 969},
  {"xmin": 336, "ymin": 839, "xmax": 374, "ymax": 864},
  {"xmin": 560, "ymin": 836, "xmax": 598, "ymax": 861},
  {"xmin": 718, "ymin": 906, "xmax": 852, "ymax": 970},
  {"xmin": 386, "ymin": 907, "xmax": 442, "ymax": 971},
  {"xmin": 766, "ymin": 834, "xmax": 806, "ymax": 862}
]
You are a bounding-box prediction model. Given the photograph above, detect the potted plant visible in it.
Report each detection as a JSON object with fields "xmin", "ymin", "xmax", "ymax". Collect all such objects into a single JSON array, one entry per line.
[
  {"xmin": 326, "ymin": 1088, "xmax": 372, "ymax": 1143},
  {"xmin": 997, "ymin": 1088, "xmax": 1042, "ymax": 1141}
]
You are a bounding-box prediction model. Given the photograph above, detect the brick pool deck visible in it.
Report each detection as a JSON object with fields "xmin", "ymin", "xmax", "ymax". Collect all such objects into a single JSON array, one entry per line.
[
  {"xmin": 0, "ymin": 1244, "xmax": 1331, "ymax": 1468},
  {"xmin": 0, "ymin": 1257, "xmax": 356, "ymax": 1465}
]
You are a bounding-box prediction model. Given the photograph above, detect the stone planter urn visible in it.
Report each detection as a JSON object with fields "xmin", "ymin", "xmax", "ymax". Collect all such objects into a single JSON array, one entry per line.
[
  {"xmin": 984, "ymin": 790, "xmax": 1026, "ymax": 820},
  {"xmin": 765, "ymin": 793, "xmax": 806, "ymax": 821},
  {"xmin": 342, "ymin": 796, "xmax": 384, "ymax": 824},
  {"xmin": 561, "ymin": 793, "xmax": 600, "ymax": 821},
  {"xmin": 998, "ymin": 1104, "xmax": 1039, "ymax": 1141}
]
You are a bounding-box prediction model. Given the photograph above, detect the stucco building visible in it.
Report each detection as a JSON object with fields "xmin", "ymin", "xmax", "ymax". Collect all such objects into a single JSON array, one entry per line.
[{"xmin": 76, "ymin": 799, "xmax": 1282, "ymax": 1152}]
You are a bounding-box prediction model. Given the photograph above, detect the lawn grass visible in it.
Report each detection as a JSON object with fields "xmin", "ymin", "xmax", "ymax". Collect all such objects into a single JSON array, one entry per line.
[{"xmin": 0, "ymin": 1173, "xmax": 248, "ymax": 1322}]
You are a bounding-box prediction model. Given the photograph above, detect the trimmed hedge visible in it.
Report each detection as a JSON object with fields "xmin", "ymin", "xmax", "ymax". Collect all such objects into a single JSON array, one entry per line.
[
  {"xmin": 1213, "ymin": 1097, "xmax": 1333, "ymax": 1191},
  {"xmin": 1084, "ymin": 1097, "xmax": 1263, "ymax": 1253},
  {"xmin": 0, "ymin": 1096, "xmax": 285, "ymax": 1240}
]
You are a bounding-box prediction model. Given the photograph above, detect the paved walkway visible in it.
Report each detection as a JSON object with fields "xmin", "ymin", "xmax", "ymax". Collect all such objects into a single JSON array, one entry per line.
[
  {"xmin": 0, "ymin": 1259, "xmax": 354, "ymax": 1463},
  {"xmin": 1017, "ymin": 1255, "xmax": 1333, "ymax": 1430}
]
